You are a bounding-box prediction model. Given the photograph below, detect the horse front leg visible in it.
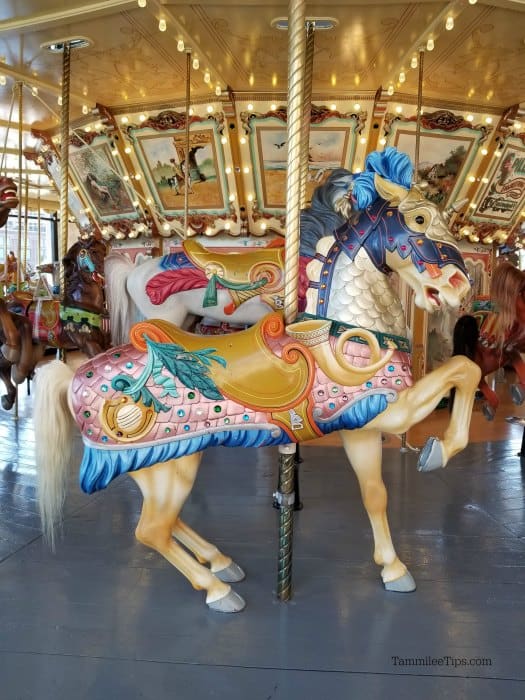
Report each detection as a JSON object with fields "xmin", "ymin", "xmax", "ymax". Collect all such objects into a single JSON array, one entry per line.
[
  {"xmin": 0, "ymin": 363, "xmax": 16, "ymax": 410},
  {"xmin": 129, "ymin": 454, "xmax": 245, "ymax": 612},
  {"xmin": 369, "ymin": 355, "xmax": 481, "ymax": 471},
  {"xmin": 172, "ymin": 519, "xmax": 245, "ymax": 582},
  {"xmin": 340, "ymin": 429, "xmax": 415, "ymax": 591}
]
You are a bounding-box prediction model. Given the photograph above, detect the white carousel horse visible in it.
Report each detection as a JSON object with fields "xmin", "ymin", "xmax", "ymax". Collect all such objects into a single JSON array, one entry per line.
[{"xmin": 33, "ymin": 148, "xmax": 481, "ymax": 612}]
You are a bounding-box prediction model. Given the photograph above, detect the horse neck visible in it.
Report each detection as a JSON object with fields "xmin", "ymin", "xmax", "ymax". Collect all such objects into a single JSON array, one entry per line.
[
  {"xmin": 63, "ymin": 275, "xmax": 104, "ymax": 314},
  {"xmin": 305, "ymin": 238, "xmax": 408, "ymax": 336}
]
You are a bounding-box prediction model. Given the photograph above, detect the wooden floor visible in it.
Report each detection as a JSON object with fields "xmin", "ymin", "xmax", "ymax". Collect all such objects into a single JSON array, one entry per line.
[{"xmin": 0, "ymin": 371, "xmax": 524, "ymax": 699}]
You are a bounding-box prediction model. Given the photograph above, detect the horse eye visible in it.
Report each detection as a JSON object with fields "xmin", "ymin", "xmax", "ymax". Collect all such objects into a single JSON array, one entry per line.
[{"xmin": 415, "ymin": 215, "xmax": 425, "ymax": 225}]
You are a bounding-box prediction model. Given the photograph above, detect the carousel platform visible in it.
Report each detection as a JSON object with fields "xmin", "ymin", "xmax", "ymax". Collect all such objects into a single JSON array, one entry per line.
[{"xmin": 0, "ymin": 374, "xmax": 524, "ymax": 699}]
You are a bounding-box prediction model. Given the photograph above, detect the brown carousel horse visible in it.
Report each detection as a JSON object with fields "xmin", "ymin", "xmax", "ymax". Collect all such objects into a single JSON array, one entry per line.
[
  {"xmin": 0, "ymin": 299, "xmax": 44, "ymax": 409},
  {"xmin": 6, "ymin": 236, "xmax": 111, "ymax": 359},
  {"xmin": 453, "ymin": 261, "xmax": 525, "ymax": 420}
]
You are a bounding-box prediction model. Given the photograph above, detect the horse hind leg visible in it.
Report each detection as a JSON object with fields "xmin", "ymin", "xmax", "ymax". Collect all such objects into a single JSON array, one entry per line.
[
  {"xmin": 130, "ymin": 455, "xmax": 245, "ymax": 612},
  {"xmin": 0, "ymin": 363, "xmax": 16, "ymax": 410},
  {"xmin": 172, "ymin": 519, "xmax": 245, "ymax": 582},
  {"xmin": 340, "ymin": 429, "xmax": 416, "ymax": 593}
]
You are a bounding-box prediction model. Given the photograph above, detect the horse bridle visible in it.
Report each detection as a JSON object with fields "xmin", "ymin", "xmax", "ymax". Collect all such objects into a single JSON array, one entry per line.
[{"xmin": 308, "ymin": 196, "xmax": 469, "ymax": 314}]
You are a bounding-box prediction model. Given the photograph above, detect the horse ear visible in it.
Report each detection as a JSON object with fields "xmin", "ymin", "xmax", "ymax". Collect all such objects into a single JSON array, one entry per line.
[{"xmin": 374, "ymin": 173, "xmax": 409, "ymax": 205}]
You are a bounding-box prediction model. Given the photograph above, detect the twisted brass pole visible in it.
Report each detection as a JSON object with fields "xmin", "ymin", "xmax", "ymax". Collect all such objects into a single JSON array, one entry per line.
[
  {"xmin": 414, "ymin": 48, "xmax": 425, "ymax": 184},
  {"xmin": 299, "ymin": 21, "xmax": 315, "ymax": 209},
  {"xmin": 277, "ymin": 0, "xmax": 306, "ymax": 604},
  {"xmin": 184, "ymin": 50, "xmax": 191, "ymax": 237},
  {"xmin": 59, "ymin": 42, "xmax": 71, "ymax": 296},
  {"xmin": 16, "ymin": 81, "xmax": 23, "ymax": 291}
]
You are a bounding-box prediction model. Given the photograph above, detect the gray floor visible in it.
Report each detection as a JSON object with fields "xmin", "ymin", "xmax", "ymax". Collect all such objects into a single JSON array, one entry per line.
[{"xmin": 1, "ymin": 390, "xmax": 524, "ymax": 699}]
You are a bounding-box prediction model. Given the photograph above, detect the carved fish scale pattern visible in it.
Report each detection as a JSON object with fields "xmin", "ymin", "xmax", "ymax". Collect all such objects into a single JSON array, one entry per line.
[{"xmin": 71, "ymin": 338, "xmax": 412, "ymax": 449}]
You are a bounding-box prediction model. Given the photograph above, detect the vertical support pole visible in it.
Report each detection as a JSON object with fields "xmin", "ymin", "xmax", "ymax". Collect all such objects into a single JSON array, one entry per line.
[
  {"xmin": 59, "ymin": 42, "xmax": 71, "ymax": 297},
  {"xmin": 276, "ymin": 0, "xmax": 306, "ymax": 603},
  {"xmin": 299, "ymin": 22, "xmax": 314, "ymax": 209},
  {"xmin": 184, "ymin": 50, "xmax": 191, "ymax": 238},
  {"xmin": 16, "ymin": 81, "xmax": 23, "ymax": 291}
]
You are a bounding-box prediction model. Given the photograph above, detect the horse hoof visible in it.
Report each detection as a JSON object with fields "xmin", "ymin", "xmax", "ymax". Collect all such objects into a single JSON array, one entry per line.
[
  {"xmin": 417, "ymin": 436, "xmax": 444, "ymax": 472},
  {"xmin": 1, "ymin": 395, "xmax": 14, "ymax": 411},
  {"xmin": 510, "ymin": 384, "xmax": 525, "ymax": 406},
  {"xmin": 207, "ymin": 590, "xmax": 246, "ymax": 613},
  {"xmin": 214, "ymin": 561, "xmax": 246, "ymax": 583},
  {"xmin": 482, "ymin": 403, "xmax": 495, "ymax": 421},
  {"xmin": 384, "ymin": 571, "xmax": 416, "ymax": 593}
]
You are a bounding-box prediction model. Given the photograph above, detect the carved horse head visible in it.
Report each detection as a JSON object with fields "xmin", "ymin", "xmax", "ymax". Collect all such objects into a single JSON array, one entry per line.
[{"xmin": 63, "ymin": 237, "xmax": 107, "ymax": 313}]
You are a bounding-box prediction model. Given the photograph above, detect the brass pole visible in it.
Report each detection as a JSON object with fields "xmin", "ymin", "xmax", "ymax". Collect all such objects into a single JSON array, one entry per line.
[
  {"xmin": 414, "ymin": 49, "xmax": 425, "ymax": 184},
  {"xmin": 23, "ymin": 176, "xmax": 29, "ymax": 281},
  {"xmin": 16, "ymin": 81, "xmax": 23, "ymax": 291},
  {"xmin": 277, "ymin": 0, "xmax": 306, "ymax": 603},
  {"xmin": 299, "ymin": 21, "xmax": 315, "ymax": 209},
  {"xmin": 184, "ymin": 50, "xmax": 191, "ymax": 237},
  {"xmin": 59, "ymin": 42, "xmax": 71, "ymax": 295},
  {"xmin": 37, "ymin": 178, "xmax": 41, "ymax": 265}
]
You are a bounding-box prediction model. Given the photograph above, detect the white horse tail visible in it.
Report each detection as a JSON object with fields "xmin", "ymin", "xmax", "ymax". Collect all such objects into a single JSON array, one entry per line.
[
  {"xmin": 34, "ymin": 360, "xmax": 75, "ymax": 549},
  {"xmin": 104, "ymin": 252, "xmax": 137, "ymax": 344}
]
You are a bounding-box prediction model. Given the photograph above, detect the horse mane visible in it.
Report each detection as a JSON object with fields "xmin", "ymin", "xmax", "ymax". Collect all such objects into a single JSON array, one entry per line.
[
  {"xmin": 299, "ymin": 147, "xmax": 413, "ymax": 258},
  {"xmin": 490, "ymin": 262, "xmax": 525, "ymax": 345}
]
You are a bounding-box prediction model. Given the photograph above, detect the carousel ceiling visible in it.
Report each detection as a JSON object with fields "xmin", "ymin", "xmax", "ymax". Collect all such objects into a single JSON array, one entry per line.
[{"xmin": 0, "ymin": 0, "xmax": 524, "ymax": 246}]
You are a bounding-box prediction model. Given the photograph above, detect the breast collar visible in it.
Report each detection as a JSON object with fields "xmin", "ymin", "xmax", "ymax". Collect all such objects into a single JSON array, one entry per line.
[{"xmin": 308, "ymin": 196, "xmax": 468, "ymax": 315}]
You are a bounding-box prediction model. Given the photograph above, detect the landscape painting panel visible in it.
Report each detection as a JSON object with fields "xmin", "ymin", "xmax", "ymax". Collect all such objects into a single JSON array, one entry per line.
[
  {"xmin": 471, "ymin": 141, "xmax": 525, "ymax": 224},
  {"xmin": 392, "ymin": 129, "xmax": 476, "ymax": 207},
  {"xmin": 134, "ymin": 128, "xmax": 226, "ymax": 215},
  {"xmin": 69, "ymin": 142, "xmax": 136, "ymax": 222}
]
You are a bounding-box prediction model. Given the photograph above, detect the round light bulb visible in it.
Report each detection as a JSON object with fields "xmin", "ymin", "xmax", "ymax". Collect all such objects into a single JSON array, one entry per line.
[
  {"xmin": 426, "ymin": 38, "xmax": 435, "ymax": 51},
  {"xmin": 177, "ymin": 39, "xmax": 185, "ymax": 52},
  {"xmin": 399, "ymin": 71, "xmax": 406, "ymax": 83},
  {"xmin": 410, "ymin": 56, "xmax": 418, "ymax": 69},
  {"xmin": 158, "ymin": 18, "xmax": 167, "ymax": 32},
  {"xmin": 215, "ymin": 85, "xmax": 222, "ymax": 96},
  {"xmin": 82, "ymin": 104, "xmax": 89, "ymax": 115},
  {"xmin": 387, "ymin": 84, "xmax": 394, "ymax": 96},
  {"xmin": 0, "ymin": 75, "xmax": 6, "ymax": 86},
  {"xmin": 138, "ymin": 0, "xmax": 147, "ymax": 7},
  {"xmin": 204, "ymin": 71, "xmax": 211, "ymax": 84},
  {"xmin": 192, "ymin": 57, "xmax": 199, "ymax": 70},
  {"xmin": 445, "ymin": 16, "xmax": 454, "ymax": 31}
]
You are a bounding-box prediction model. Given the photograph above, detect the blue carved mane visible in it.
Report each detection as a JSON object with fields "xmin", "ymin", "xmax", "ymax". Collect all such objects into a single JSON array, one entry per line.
[{"xmin": 299, "ymin": 147, "xmax": 414, "ymax": 258}]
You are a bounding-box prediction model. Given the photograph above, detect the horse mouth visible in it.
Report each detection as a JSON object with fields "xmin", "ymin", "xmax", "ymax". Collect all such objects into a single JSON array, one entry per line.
[
  {"xmin": 425, "ymin": 287, "xmax": 442, "ymax": 308},
  {"xmin": 0, "ymin": 188, "xmax": 19, "ymax": 206}
]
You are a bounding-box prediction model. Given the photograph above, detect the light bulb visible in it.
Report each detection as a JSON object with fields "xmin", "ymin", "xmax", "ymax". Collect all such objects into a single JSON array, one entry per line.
[
  {"xmin": 387, "ymin": 84, "xmax": 394, "ymax": 96},
  {"xmin": 426, "ymin": 38, "xmax": 434, "ymax": 51},
  {"xmin": 468, "ymin": 0, "xmax": 477, "ymax": 4},
  {"xmin": 204, "ymin": 70, "xmax": 210, "ymax": 83},
  {"xmin": 82, "ymin": 104, "xmax": 89, "ymax": 115},
  {"xmin": 158, "ymin": 18, "xmax": 167, "ymax": 32},
  {"xmin": 57, "ymin": 96, "xmax": 62, "ymax": 106},
  {"xmin": 177, "ymin": 39, "xmax": 185, "ymax": 52},
  {"xmin": 31, "ymin": 86, "xmax": 38, "ymax": 96},
  {"xmin": 215, "ymin": 85, "xmax": 222, "ymax": 96},
  {"xmin": 192, "ymin": 57, "xmax": 199, "ymax": 70},
  {"xmin": 410, "ymin": 56, "xmax": 418, "ymax": 69},
  {"xmin": 137, "ymin": 0, "xmax": 147, "ymax": 7},
  {"xmin": 399, "ymin": 71, "xmax": 406, "ymax": 83},
  {"xmin": 0, "ymin": 75, "xmax": 6, "ymax": 86},
  {"xmin": 353, "ymin": 103, "xmax": 361, "ymax": 111},
  {"xmin": 445, "ymin": 16, "xmax": 454, "ymax": 30}
]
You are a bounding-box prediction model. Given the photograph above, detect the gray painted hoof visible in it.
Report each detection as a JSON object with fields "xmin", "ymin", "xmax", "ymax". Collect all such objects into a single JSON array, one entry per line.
[
  {"xmin": 482, "ymin": 403, "xmax": 495, "ymax": 421},
  {"xmin": 417, "ymin": 436, "xmax": 445, "ymax": 472},
  {"xmin": 384, "ymin": 571, "xmax": 416, "ymax": 593},
  {"xmin": 207, "ymin": 589, "xmax": 246, "ymax": 613},
  {"xmin": 214, "ymin": 561, "xmax": 246, "ymax": 583},
  {"xmin": 511, "ymin": 384, "xmax": 525, "ymax": 406}
]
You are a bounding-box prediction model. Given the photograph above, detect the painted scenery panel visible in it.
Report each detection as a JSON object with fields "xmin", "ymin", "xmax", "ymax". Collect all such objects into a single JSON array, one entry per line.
[
  {"xmin": 392, "ymin": 129, "xmax": 477, "ymax": 207},
  {"xmin": 248, "ymin": 114, "xmax": 359, "ymax": 215},
  {"xmin": 133, "ymin": 128, "xmax": 226, "ymax": 215},
  {"xmin": 471, "ymin": 141, "xmax": 525, "ymax": 224},
  {"xmin": 69, "ymin": 142, "xmax": 136, "ymax": 222}
]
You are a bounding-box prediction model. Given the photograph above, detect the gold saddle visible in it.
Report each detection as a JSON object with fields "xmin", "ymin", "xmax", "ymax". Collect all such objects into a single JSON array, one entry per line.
[
  {"xmin": 130, "ymin": 312, "xmax": 321, "ymax": 441},
  {"xmin": 182, "ymin": 239, "xmax": 285, "ymax": 285}
]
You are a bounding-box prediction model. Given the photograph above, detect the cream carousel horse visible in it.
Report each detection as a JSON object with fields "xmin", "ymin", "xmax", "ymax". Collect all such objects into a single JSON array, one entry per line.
[{"xmin": 34, "ymin": 148, "xmax": 481, "ymax": 612}]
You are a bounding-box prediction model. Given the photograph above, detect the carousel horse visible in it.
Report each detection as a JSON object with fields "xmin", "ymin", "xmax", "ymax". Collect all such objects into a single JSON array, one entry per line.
[
  {"xmin": 33, "ymin": 147, "xmax": 481, "ymax": 612},
  {"xmin": 105, "ymin": 159, "xmax": 372, "ymax": 343},
  {"xmin": 6, "ymin": 237, "xmax": 110, "ymax": 358},
  {"xmin": 0, "ymin": 299, "xmax": 44, "ymax": 409},
  {"xmin": 453, "ymin": 261, "xmax": 525, "ymax": 420}
]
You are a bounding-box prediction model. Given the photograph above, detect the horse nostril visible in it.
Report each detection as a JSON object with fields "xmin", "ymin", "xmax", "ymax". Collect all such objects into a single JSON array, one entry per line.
[
  {"xmin": 415, "ymin": 215, "xmax": 425, "ymax": 224},
  {"xmin": 449, "ymin": 271, "xmax": 467, "ymax": 288}
]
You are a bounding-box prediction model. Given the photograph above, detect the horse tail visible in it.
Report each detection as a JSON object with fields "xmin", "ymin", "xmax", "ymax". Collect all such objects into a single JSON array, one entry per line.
[
  {"xmin": 449, "ymin": 315, "xmax": 480, "ymax": 411},
  {"xmin": 105, "ymin": 253, "xmax": 137, "ymax": 344},
  {"xmin": 34, "ymin": 360, "xmax": 76, "ymax": 549}
]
